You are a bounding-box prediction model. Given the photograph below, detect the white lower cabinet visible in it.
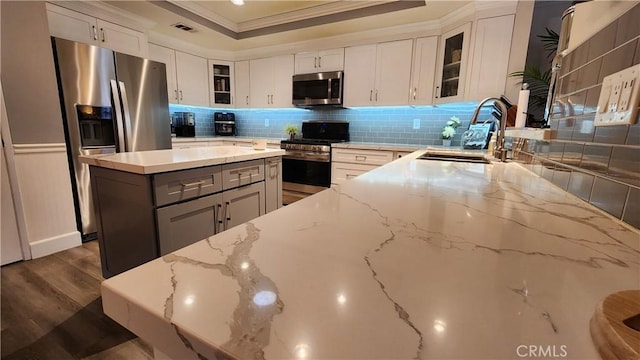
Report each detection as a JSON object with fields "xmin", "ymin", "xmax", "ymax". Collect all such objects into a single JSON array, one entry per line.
[
  {"xmin": 331, "ymin": 148, "xmax": 393, "ymax": 185},
  {"xmin": 332, "ymin": 162, "xmax": 379, "ymax": 185}
]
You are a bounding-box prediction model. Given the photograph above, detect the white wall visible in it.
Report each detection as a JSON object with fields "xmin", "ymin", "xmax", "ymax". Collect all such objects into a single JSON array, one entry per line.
[{"xmin": 1, "ymin": 1, "xmax": 81, "ymax": 258}]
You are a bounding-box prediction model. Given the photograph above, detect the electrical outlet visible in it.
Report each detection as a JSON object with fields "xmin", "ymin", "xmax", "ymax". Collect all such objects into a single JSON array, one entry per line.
[
  {"xmin": 264, "ymin": 118, "xmax": 269, "ymax": 127},
  {"xmin": 412, "ymin": 119, "xmax": 420, "ymax": 129},
  {"xmin": 595, "ymin": 64, "xmax": 640, "ymax": 126}
]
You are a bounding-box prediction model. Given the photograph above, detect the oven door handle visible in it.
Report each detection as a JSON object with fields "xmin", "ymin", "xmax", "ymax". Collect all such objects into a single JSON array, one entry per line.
[{"xmin": 284, "ymin": 151, "xmax": 330, "ymax": 162}]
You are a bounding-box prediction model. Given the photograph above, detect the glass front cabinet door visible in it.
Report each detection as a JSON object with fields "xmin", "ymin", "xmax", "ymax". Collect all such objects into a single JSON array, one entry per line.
[
  {"xmin": 434, "ymin": 22, "xmax": 471, "ymax": 103},
  {"xmin": 209, "ymin": 60, "xmax": 235, "ymax": 107}
]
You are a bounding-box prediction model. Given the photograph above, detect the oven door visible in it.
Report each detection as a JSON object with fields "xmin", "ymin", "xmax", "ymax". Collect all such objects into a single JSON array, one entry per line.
[{"xmin": 282, "ymin": 155, "xmax": 330, "ymax": 204}]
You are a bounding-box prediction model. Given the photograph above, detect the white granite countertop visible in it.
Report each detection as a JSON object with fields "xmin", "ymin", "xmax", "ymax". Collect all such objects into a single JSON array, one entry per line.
[
  {"xmin": 101, "ymin": 151, "xmax": 639, "ymax": 359},
  {"xmin": 79, "ymin": 146, "xmax": 285, "ymax": 174}
]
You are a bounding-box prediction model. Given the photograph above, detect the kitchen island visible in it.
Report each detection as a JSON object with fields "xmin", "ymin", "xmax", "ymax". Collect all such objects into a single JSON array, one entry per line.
[
  {"xmin": 100, "ymin": 149, "xmax": 639, "ymax": 359},
  {"xmin": 80, "ymin": 146, "xmax": 284, "ymax": 278}
]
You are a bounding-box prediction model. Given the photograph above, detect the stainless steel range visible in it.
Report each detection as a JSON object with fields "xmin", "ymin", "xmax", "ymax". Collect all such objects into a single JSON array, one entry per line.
[{"xmin": 280, "ymin": 120, "xmax": 349, "ymax": 204}]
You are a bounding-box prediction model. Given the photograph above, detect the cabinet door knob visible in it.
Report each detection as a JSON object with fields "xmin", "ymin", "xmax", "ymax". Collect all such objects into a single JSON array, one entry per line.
[
  {"xmin": 375, "ymin": 90, "xmax": 378, "ymax": 102},
  {"xmin": 174, "ymin": 89, "xmax": 178, "ymax": 100},
  {"xmin": 246, "ymin": 96, "xmax": 249, "ymax": 105},
  {"xmin": 91, "ymin": 26, "xmax": 98, "ymax": 41},
  {"xmin": 413, "ymin": 87, "xmax": 417, "ymax": 100},
  {"xmin": 314, "ymin": 57, "xmax": 318, "ymax": 68},
  {"xmin": 318, "ymin": 56, "xmax": 321, "ymax": 68},
  {"xmin": 226, "ymin": 201, "xmax": 231, "ymax": 222},
  {"xmin": 179, "ymin": 90, "xmax": 183, "ymax": 100},
  {"xmin": 435, "ymin": 86, "xmax": 440, "ymax": 99},
  {"xmin": 369, "ymin": 90, "xmax": 373, "ymax": 101},
  {"xmin": 100, "ymin": 28, "xmax": 105, "ymax": 42}
]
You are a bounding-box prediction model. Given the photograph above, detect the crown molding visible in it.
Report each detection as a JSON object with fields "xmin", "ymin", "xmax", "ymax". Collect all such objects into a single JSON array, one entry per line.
[
  {"xmin": 437, "ymin": 2, "xmax": 475, "ymax": 30},
  {"xmin": 238, "ymin": 1, "xmax": 393, "ymax": 32},
  {"xmin": 148, "ymin": 31, "xmax": 235, "ymax": 60},
  {"xmin": 168, "ymin": 0, "xmax": 239, "ymax": 32},
  {"xmin": 49, "ymin": 1, "xmax": 156, "ymax": 31},
  {"xmin": 234, "ymin": 18, "xmax": 441, "ymax": 60}
]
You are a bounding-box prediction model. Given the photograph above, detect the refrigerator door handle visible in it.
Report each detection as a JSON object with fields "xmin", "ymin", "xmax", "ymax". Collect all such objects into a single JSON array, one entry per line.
[
  {"xmin": 118, "ymin": 81, "xmax": 133, "ymax": 152},
  {"xmin": 110, "ymin": 80, "xmax": 126, "ymax": 153}
]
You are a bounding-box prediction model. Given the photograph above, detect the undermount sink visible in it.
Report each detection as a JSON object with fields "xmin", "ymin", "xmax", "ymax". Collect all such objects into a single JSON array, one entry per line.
[{"xmin": 416, "ymin": 151, "xmax": 491, "ymax": 164}]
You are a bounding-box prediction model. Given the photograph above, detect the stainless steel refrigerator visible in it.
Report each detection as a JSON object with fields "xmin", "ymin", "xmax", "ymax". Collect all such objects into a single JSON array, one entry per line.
[{"xmin": 52, "ymin": 37, "xmax": 172, "ymax": 240}]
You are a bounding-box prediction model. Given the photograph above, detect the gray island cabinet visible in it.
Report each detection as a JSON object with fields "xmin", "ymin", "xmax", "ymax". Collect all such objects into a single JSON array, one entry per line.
[{"xmin": 80, "ymin": 147, "xmax": 284, "ymax": 278}]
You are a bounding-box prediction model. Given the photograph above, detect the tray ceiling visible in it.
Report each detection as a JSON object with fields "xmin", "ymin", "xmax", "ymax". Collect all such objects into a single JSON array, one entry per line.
[{"xmin": 105, "ymin": 0, "xmax": 470, "ymax": 51}]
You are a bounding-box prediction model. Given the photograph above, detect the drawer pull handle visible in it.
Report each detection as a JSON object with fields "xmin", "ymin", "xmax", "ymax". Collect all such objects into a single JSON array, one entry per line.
[
  {"xmin": 225, "ymin": 201, "xmax": 231, "ymax": 226},
  {"xmin": 355, "ymin": 155, "xmax": 367, "ymax": 161},
  {"xmin": 181, "ymin": 180, "xmax": 206, "ymax": 187}
]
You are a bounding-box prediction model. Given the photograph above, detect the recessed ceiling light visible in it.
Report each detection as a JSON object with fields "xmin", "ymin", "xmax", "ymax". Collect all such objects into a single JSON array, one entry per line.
[{"xmin": 230, "ymin": 0, "xmax": 244, "ymax": 5}]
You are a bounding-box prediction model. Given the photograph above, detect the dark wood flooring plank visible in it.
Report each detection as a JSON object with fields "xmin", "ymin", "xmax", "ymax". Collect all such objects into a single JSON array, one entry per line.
[
  {"xmin": 1, "ymin": 241, "xmax": 150, "ymax": 360},
  {"xmin": 81, "ymin": 338, "xmax": 153, "ymax": 360},
  {"xmin": 26, "ymin": 255, "xmax": 101, "ymax": 306}
]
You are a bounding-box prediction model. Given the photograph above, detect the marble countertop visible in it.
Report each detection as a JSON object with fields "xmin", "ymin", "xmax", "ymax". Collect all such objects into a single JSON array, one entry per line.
[
  {"xmin": 101, "ymin": 151, "xmax": 639, "ymax": 359},
  {"xmin": 332, "ymin": 142, "xmax": 423, "ymax": 152},
  {"xmin": 79, "ymin": 146, "xmax": 285, "ymax": 174},
  {"xmin": 172, "ymin": 136, "xmax": 284, "ymax": 144}
]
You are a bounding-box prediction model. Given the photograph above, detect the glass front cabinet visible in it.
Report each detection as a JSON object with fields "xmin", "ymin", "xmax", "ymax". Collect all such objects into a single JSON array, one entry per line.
[
  {"xmin": 434, "ymin": 22, "xmax": 471, "ymax": 103},
  {"xmin": 208, "ymin": 60, "xmax": 235, "ymax": 107}
]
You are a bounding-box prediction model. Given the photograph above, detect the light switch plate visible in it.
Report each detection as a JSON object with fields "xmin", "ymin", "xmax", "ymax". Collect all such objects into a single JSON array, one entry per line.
[{"xmin": 595, "ymin": 64, "xmax": 640, "ymax": 127}]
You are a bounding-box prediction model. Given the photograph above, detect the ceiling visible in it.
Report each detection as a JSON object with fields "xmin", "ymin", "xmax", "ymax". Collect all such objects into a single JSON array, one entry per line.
[{"xmin": 104, "ymin": 0, "xmax": 470, "ymax": 52}]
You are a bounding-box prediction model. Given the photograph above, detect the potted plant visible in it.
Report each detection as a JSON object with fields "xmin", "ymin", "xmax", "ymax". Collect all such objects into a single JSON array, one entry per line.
[
  {"xmin": 441, "ymin": 116, "xmax": 461, "ymax": 146},
  {"xmin": 284, "ymin": 124, "xmax": 298, "ymax": 140}
]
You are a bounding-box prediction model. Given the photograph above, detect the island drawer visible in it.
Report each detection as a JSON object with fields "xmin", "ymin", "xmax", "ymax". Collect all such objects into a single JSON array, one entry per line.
[
  {"xmin": 153, "ymin": 165, "xmax": 222, "ymax": 207},
  {"xmin": 332, "ymin": 148, "xmax": 393, "ymax": 166},
  {"xmin": 222, "ymin": 159, "xmax": 265, "ymax": 190}
]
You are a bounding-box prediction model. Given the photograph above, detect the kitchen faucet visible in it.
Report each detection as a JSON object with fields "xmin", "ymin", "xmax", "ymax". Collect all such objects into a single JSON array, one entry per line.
[{"xmin": 469, "ymin": 97, "xmax": 508, "ymax": 162}]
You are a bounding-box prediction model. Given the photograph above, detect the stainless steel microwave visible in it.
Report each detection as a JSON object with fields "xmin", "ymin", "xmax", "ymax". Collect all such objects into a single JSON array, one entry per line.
[{"xmin": 292, "ymin": 71, "xmax": 343, "ymax": 107}]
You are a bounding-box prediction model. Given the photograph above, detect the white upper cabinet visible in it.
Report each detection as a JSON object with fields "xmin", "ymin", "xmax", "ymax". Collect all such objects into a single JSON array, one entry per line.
[
  {"xmin": 209, "ymin": 60, "xmax": 235, "ymax": 108},
  {"xmin": 175, "ymin": 52, "xmax": 209, "ymax": 107},
  {"xmin": 46, "ymin": 3, "xmax": 148, "ymax": 57},
  {"xmin": 234, "ymin": 60, "xmax": 251, "ymax": 108},
  {"xmin": 434, "ymin": 22, "xmax": 472, "ymax": 104},
  {"xmin": 344, "ymin": 40, "xmax": 412, "ymax": 107},
  {"xmin": 149, "ymin": 44, "xmax": 208, "ymax": 107},
  {"xmin": 375, "ymin": 40, "xmax": 413, "ymax": 106},
  {"xmin": 344, "ymin": 44, "xmax": 377, "ymax": 107},
  {"xmin": 294, "ymin": 48, "xmax": 345, "ymax": 74},
  {"xmin": 148, "ymin": 44, "xmax": 178, "ymax": 103},
  {"xmin": 250, "ymin": 55, "xmax": 294, "ymax": 108},
  {"xmin": 409, "ymin": 37, "xmax": 438, "ymax": 105},
  {"xmin": 466, "ymin": 15, "xmax": 515, "ymax": 101}
]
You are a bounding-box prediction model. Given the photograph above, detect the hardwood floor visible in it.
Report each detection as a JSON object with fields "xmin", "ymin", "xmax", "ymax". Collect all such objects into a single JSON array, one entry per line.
[{"xmin": 1, "ymin": 241, "xmax": 153, "ymax": 360}]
